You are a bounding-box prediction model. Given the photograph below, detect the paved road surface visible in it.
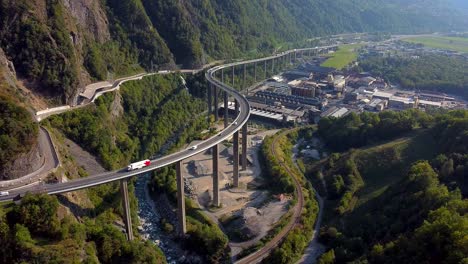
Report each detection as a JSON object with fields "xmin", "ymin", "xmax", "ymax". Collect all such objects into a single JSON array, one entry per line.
[{"xmin": 0, "ymin": 59, "xmax": 250, "ymax": 202}]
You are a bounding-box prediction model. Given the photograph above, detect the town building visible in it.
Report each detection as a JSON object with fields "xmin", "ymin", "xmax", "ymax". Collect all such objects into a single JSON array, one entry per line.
[
  {"xmin": 388, "ymin": 96, "xmax": 416, "ymax": 109},
  {"xmin": 291, "ymin": 86, "xmax": 316, "ymax": 98},
  {"xmin": 283, "ymin": 70, "xmax": 313, "ymax": 80},
  {"xmin": 332, "ymin": 75, "xmax": 346, "ymax": 92},
  {"xmin": 417, "ymin": 99, "xmax": 442, "ymax": 108},
  {"xmin": 372, "ymin": 91, "xmax": 393, "ymax": 101}
]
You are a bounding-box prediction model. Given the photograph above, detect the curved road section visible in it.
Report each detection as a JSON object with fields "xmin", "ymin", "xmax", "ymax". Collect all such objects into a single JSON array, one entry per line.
[
  {"xmin": 0, "ymin": 46, "xmax": 336, "ymax": 202},
  {"xmin": 0, "ymin": 62, "xmax": 250, "ymax": 202},
  {"xmin": 0, "ymin": 46, "xmax": 334, "ymax": 263}
]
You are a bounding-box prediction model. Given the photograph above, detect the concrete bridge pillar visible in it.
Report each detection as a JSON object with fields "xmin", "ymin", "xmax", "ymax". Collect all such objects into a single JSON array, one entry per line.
[
  {"xmin": 254, "ymin": 62, "xmax": 257, "ymax": 82},
  {"xmin": 294, "ymin": 51, "xmax": 297, "ymax": 62},
  {"xmin": 243, "ymin": 64, "xmax": 247, "ymax": 90},
  {"xmin": 289, "ymin": 52, "xmax": 292, "ymax": 64},
  {"xmin": 232, "ymin": 65, "xmax": 235, "ymax": 88},
  {"xmin": 214, "ymin": 85, "xmax": 219, "ymax": 121},
  {"xmin": 224, "ymin": 92, "xmax": 229, "ymax": 128},
  {"xmin": 212, "ymin": 144, "xmax": 220, "ymax": 207},
  {"xmin": 242, "ymin": 124, "xmax": 248, "ymax": 171},
  {"xmin": 120, "ymin": 179, "xmax": 134, "ymax": 241},
  {"xmin": 264, "ymin": 60, "xmax": 267, "ymax": 79},
  {"xmin": 233, "ymin": 131, "xmax": 240, "ymax": 187},
  {"xmin": 176, "ymin": 161, "xmax": 186, "ymax": 236},
  {"xmin": 221, "ymin": 68, "xmax": 224, "ymax": 83},
  {"xmin": 272, "ymin": 58, "xmax": 275, "ymax": 74},
  {"xmin": 208, "ymin": 83, "xmax": 212, "ymax": 121},
  {"xmin": 233, "ymin": 100, "xmax": 240, "ymax": 187}
]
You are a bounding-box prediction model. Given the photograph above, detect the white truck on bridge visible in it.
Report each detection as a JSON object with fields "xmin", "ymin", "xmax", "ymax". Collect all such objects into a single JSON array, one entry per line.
[{"xmin": 127, "ymin": 160, "xmax": 151, "ymax": 171}]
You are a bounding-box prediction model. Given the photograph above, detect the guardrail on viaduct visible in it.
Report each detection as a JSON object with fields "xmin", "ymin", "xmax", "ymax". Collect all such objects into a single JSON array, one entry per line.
[{"xmin": 1, "ymin": 46, "xmax": 336, "ymax": 254}]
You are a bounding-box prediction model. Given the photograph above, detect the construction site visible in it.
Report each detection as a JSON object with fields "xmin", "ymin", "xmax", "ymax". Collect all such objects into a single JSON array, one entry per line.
[{"xmin": 182, "ymin": 126, "xmax": 290, "ymax": 255}]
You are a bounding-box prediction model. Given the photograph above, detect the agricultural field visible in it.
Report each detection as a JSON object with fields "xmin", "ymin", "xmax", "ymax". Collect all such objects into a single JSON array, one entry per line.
[
  {"xmin": 321, "ymin": 44, "xmax": 363, "ymax": 69},
  {"xmin": 404, "ymin": 36, "xmax": 468, "ymax": 53}
]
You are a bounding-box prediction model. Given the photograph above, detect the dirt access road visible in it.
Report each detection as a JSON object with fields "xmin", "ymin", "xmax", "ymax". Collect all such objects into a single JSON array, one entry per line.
[{"xmin": 236, "ymin": 129, "xmax": 304, "ymax": 264}]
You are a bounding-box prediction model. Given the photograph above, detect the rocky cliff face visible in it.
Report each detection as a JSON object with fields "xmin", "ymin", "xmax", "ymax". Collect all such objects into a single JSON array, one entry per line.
[
  {"xmin": 0, "ymin": 144, "xmax": 43, "ymax": 180},
  {"xmin": 0, "ymin": 48, "xmax": 42, "ymax": 180},
  {"xmin": 0, "ymin": 0, "xmax": 467, "ymax": 105},
  {"xmin": 0, "ymin": 0, "xmax": 117, "ymax": 105},
  {"xmin": 61, "ymin": 0, "xmax": 112, "ymax": 105},
  {"xmin": 62, "ymin": 0, "xmax": 111, "ymax": 44}
]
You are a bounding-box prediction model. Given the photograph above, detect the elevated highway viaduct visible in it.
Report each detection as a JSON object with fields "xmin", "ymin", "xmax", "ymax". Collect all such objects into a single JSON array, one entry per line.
[{"xmin": 0, "ymin": 45, "xmax": 336, "ymax": 247}]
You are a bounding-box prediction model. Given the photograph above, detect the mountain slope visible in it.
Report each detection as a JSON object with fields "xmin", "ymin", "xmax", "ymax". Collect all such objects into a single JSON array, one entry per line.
[
  {"xmin": 306, "ymin": 110, "xmax": 468, "ymax": 263},
  {"xmin": 0, "ymin": 0, "xmax": 467, "ymax": 104}
]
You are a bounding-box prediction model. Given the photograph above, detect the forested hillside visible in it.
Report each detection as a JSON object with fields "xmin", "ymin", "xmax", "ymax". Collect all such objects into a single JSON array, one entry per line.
[
  {"xmin": 306, "ymin": 110, "xmax": 468, "ymax": 263},
  {"xmin": 0, "ymin": 97, "xmax": 38, "ymax": 176},
  {"xmin": 0, "ymin": 49, "xmax": 39, "ymax": 179},
  {"xmin": 0, "ymin": 193, "xmax": 166, "ymax": 263},
  {"xmin": 0, "ymin": 73, "xmax": 210, "ymax": 262},
  {"xmin": 0, "ymin": 0, "xmax": 467, "ymax": 104}
]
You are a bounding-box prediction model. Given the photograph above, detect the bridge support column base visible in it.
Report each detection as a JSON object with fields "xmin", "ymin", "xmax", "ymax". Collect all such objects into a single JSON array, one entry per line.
[
  {"xmin": 214, "ymin": 86, "xmax": 219, "ymax": 121},
  {"xmin": 254, "ymin": 62, "xmax": 257, "ymax": 83},
  {"xmin": 232, "ymin": 66, "xmax": 235, "ymax": 88},
  {"xmin": 208, "ymin": 84, "xmax": 212, "ymax": 121},
  {"xmin": 224, "ymin": 92, "xmax": 229, "ymax": 129},
  {"xmin": 120, "ymin": 179, "xmax": 134, "ymax": 241},
  {"xmin": 233, "ymin": 131, "xmax": 240, "ymax": 188},
  {"xmin": 212, "ymin": 144, "xmax": 220, "ymax": 207},
  {"xmin": 242, "ymin": 124, "xmax": 248, "ymax": 171},
  {"xmin": 176, "ymin": 161, "xmax": 186, "ymax": 236}
]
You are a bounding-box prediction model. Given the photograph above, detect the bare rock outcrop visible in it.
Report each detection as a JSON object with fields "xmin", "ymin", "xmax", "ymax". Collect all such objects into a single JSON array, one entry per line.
[
  {"xmin": 0, "ymin": 48, "xmax": 17, "ymax": 88},
  {"xmin": 0, "ymin": 143, "xmax": 43, "ymax": 180},
  {"xmin": 110, "ymin": 91, "xmax": 124, "ymax": 120},
  {"xmin": 61, "ymin": 0, "xmax": 112, "ymax": 104},
  {"xmin": 62, "ymin": 0, "xmax": 111, "ymax": 44}
]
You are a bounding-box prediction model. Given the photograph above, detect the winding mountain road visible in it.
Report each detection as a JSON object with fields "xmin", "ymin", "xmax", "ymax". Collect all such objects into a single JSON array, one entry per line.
[
  {"xmin": 0, "ymin": 60, "xmax": 251, "ymax": 202},
  {"xmin": 1, "ymin": 47, "xmax": 332, "ymax": 264}
]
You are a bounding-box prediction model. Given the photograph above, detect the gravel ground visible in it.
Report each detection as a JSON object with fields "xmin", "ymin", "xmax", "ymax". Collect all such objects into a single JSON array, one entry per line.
[{"xmin": 65, "ymin": 138, "xmax": 106, "ymax": 175}]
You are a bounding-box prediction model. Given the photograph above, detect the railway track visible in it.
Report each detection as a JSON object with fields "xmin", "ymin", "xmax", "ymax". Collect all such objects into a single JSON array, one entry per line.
[{"xmin": 236, "ymin": 129, "xmax": 304, "ymax": 264}]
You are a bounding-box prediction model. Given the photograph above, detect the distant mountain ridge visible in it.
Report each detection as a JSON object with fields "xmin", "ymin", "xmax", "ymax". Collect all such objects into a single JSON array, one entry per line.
[{"xmin": 0, "ymin": 0, "xmax": 466, "ymax": 103}]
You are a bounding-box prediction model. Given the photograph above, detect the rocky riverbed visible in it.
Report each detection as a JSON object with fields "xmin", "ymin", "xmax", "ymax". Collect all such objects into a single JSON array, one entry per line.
[{"xmin": 134, "ymin": 173, "xmax": 184, "ymax": 263}]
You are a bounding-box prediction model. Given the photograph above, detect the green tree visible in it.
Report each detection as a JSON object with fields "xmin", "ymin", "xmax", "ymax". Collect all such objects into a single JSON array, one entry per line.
[
  {"xmin": 318, "ymin": 249, "xmax": 336, "ymax": 264},
  {"xmin": 8, "ymin": 193, "xmax": 61, "ymax": 237}
]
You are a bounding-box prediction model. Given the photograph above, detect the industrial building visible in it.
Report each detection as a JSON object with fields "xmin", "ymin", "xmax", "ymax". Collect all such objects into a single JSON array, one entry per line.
[
  {"xmin": 417, "ymin": 99, "xmax": 442, "ymax": 108},
  {"xmin": 283, "ymin": 70, "xmax": 313, "ymax": 80},
  {"xmin": 321, "ymin": 106, "xmax": 350, "ymax": 118},
  {"xmin": 372, "ymin": 91, "xmax": 393, "ymax": 100},
  {"xmin": 388, "ymin": 96, "xmax": 416, "ymax": 109},
  {"xmin": 252, "ymin": 90, "xmax": 324, "ymax": 108},
  {"xmin": 291, "ymin": 86, "xmax": 316, "ymax": 98}
]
